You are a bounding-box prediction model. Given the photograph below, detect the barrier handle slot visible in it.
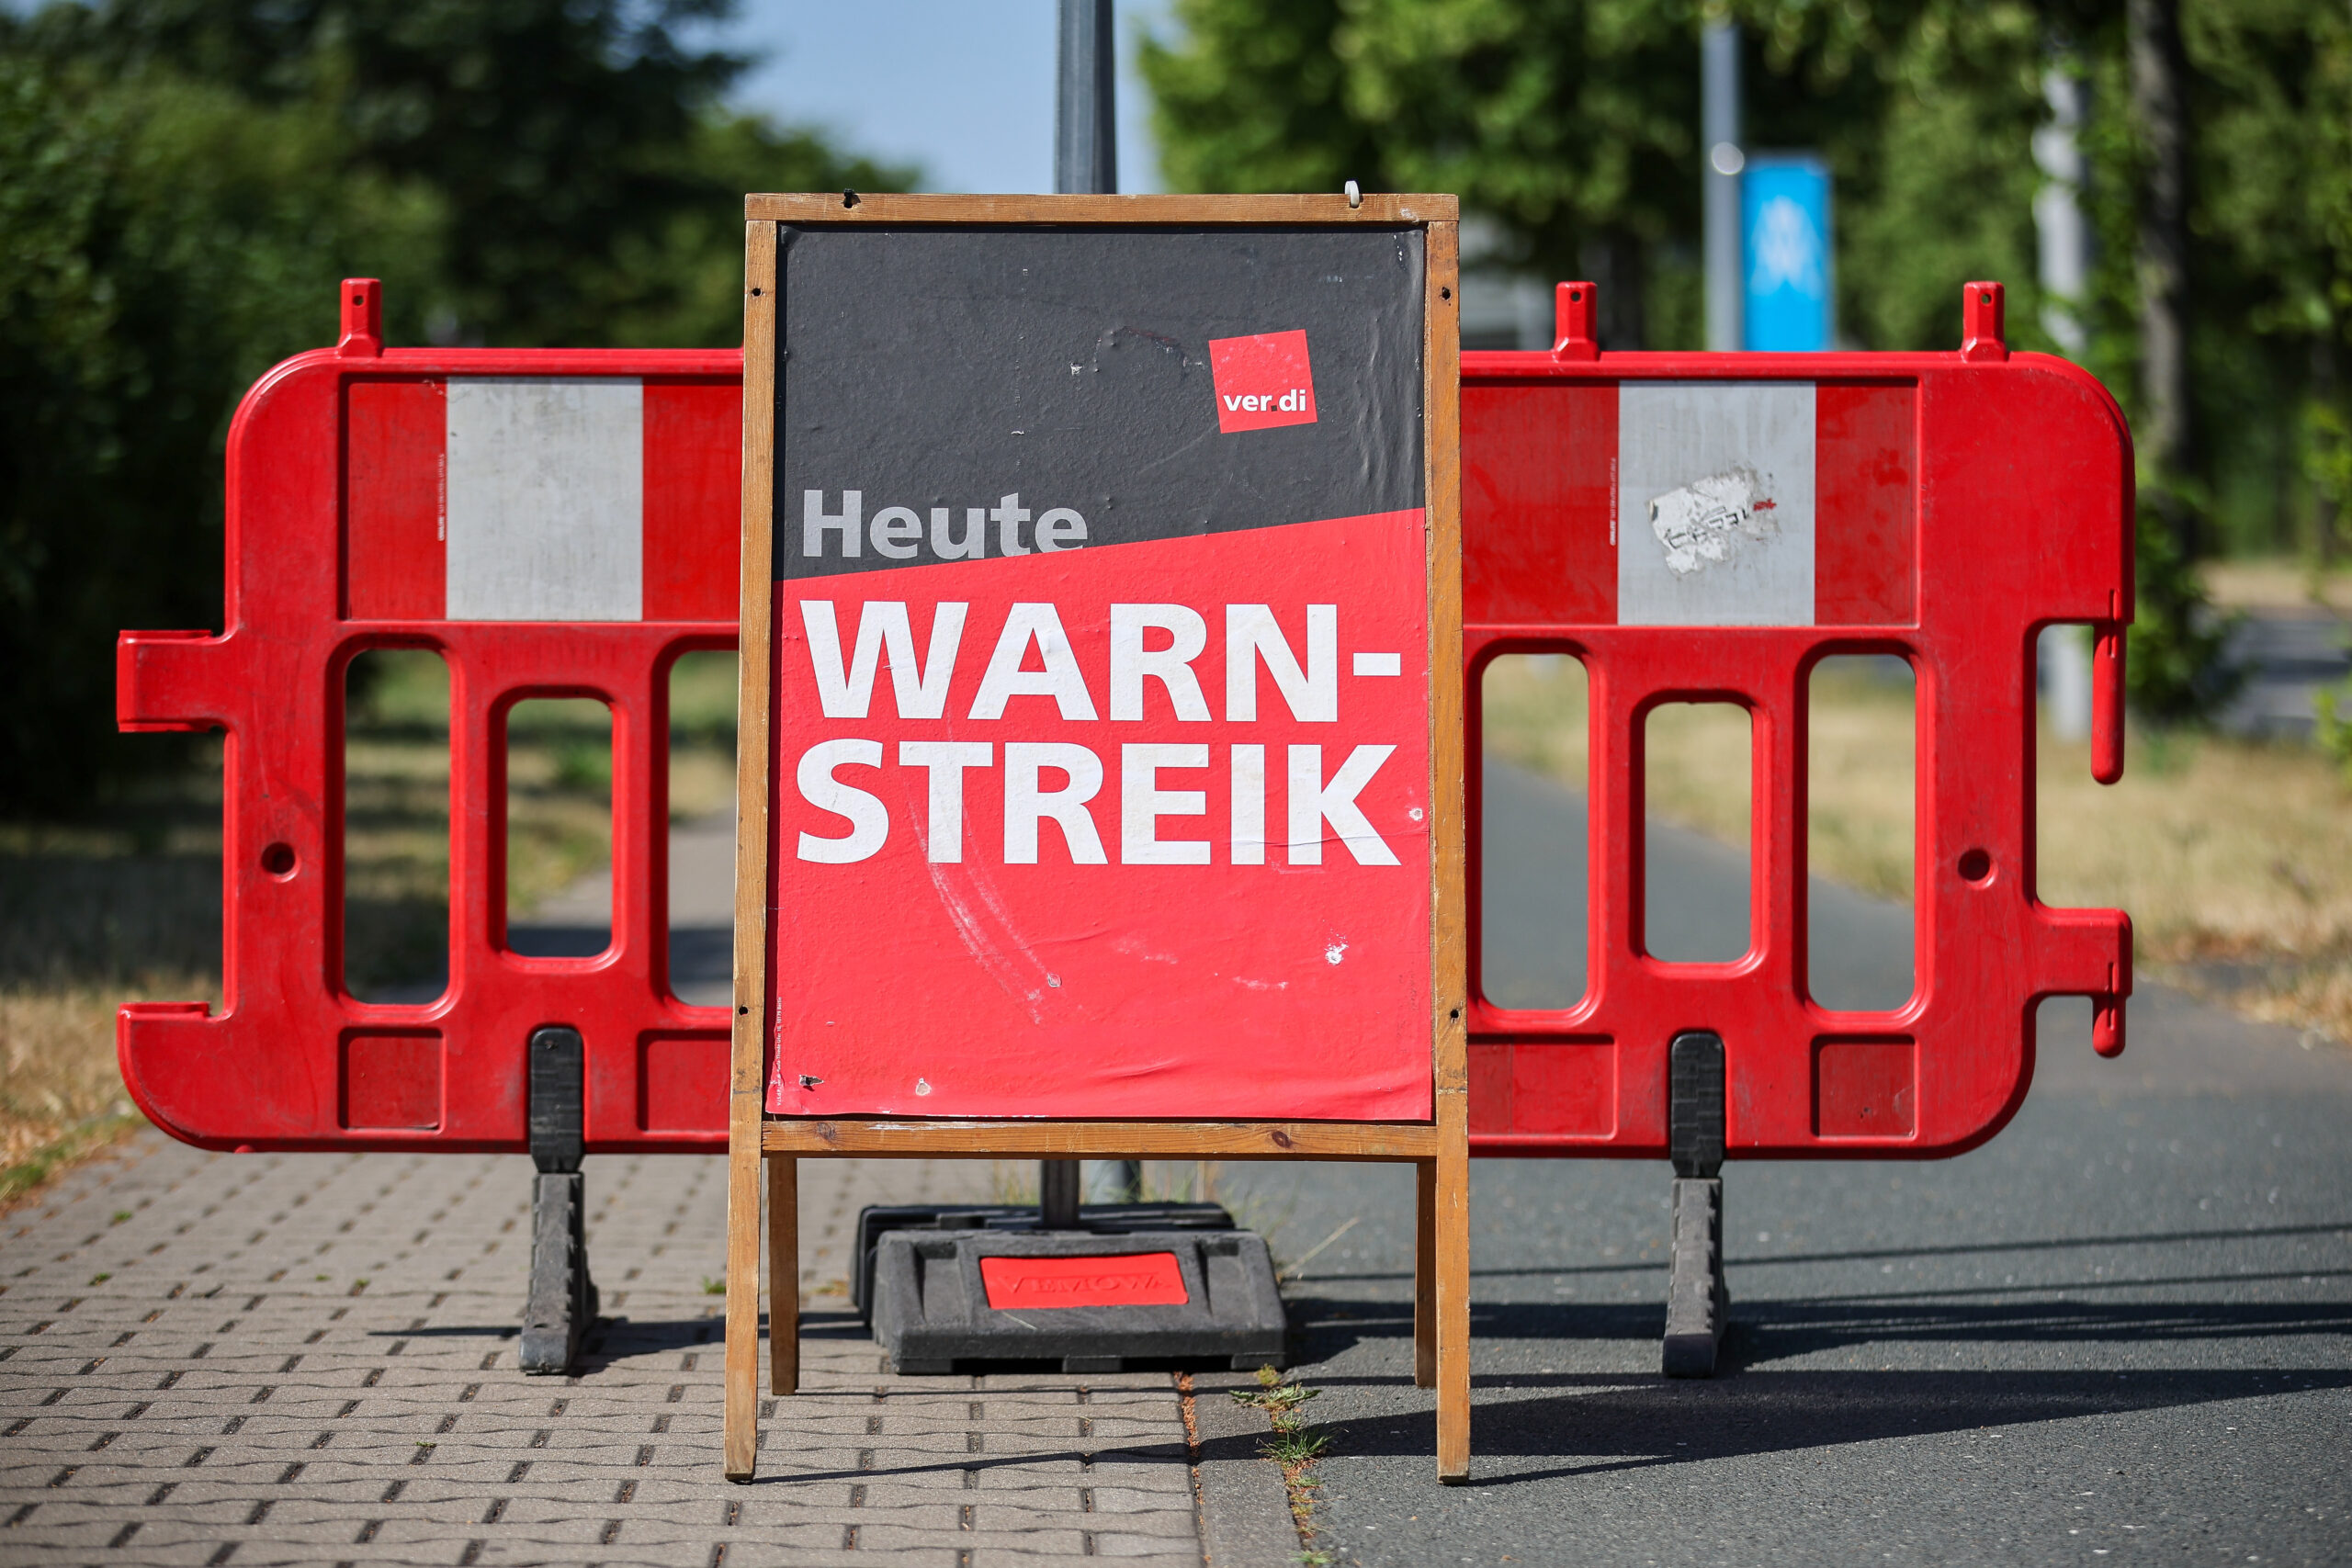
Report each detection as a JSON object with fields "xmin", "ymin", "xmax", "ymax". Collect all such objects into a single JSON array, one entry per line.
[{"xmin": 2091, "ymin": 621, "xmax": 2126, "ymax": 784}]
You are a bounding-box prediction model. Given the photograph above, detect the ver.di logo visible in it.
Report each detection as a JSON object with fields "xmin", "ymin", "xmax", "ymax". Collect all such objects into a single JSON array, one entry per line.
[{"xmin": 1207, "ymin": 329, "xmax": 1317, "ymax": 434}]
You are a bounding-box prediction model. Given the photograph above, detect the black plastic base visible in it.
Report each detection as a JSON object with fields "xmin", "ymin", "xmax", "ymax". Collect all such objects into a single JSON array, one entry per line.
[
  {"xmin": 519, "ymin": 1027, "xmax": 595, "ymax": 1375},
  {"xmin": 869, "ymin": 1227, "xmax": 1287, "ymax": 1375},
  {"xmin": 1660, "ymin": 1177, "xmax": 1727, "ymax": 1378},
  {"xmin": 851, "ymin": 1201, "xmax": 1236, "ymax": 1321},
  {"xmin": 519, "ymin": 1170, "xmax": 598, "ymax": 1374},
  {"xmin": 1662, "ymin": 1031, "xmax": 1730, "ymax": 1378}
]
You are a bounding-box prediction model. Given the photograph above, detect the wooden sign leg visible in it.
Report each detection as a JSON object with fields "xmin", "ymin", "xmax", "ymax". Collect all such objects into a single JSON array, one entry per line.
[
  {"xmin": 721, "ymin": 1100, "xmax": 763, "ymax": 1481},
  {"xmin": 768, "ymin": 1155, "xmax": 798, "ymax": 1394},
  {"xmin": 1413, "ymin": 1158, "xmax": 1437, "ymax": 1388},
  {"xmin": 725, "ymin": 206, "xmax": 777, "ymax": 1483},
  {"xmin": 1435, "ymin": 1090, "xmax": 1472, "ymax": 1483}
]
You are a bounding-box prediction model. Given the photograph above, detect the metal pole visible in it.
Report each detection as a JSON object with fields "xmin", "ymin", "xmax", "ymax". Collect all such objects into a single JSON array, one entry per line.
[
  {"xmin": 1038, "ymin": 1156, "xmax": 1083, "ymax": 1233},
  {"xmin": 1056, "ymin": 0, "xmax": 1117, "ymax": 197},
  {"xmin": 1702, "ymin": 22, "xmax": 1743, "ymax": 353},
  {"xmin": 1047, "ymin": 0, "xmax": 1128, "ymax": 1224}
]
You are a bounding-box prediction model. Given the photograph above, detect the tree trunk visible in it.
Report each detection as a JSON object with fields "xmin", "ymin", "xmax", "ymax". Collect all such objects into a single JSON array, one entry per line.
[{"xmin": 2129, "ymin": 0, "xmax": 2195, "ymax": 553}]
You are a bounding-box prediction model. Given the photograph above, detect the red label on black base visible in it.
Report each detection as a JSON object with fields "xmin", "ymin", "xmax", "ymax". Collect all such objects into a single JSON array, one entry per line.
[{"xmin": 979, "ymin": 1253, "xmax": 1189, "ymax": 1309}]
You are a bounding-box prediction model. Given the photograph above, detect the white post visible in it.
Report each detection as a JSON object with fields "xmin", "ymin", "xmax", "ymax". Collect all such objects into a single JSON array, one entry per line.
[
  {"xmin": 2042, "ymin": 625, "xmax": 2094, "ymax": 741},
  {"xmin": 1702, "ymin": 24, "xmax": 1744, "ymax": 353},
  {"xmin": 2033, "ymin": 66, "xmax": 2094, "ymax": 743},
  {"xmin": 2033, "ymin": 64, "xmax": 2089, "ymax": 356}
]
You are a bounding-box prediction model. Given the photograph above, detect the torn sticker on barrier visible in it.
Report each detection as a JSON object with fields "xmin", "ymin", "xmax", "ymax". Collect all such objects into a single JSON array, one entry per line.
[
  {"xmin": 1648, "ymin": 465, "xmax": 1779, "ymax": 575},
  {"xmin": 1616, "ymin": 381, "xmax": 1816, "ymax": 626}
]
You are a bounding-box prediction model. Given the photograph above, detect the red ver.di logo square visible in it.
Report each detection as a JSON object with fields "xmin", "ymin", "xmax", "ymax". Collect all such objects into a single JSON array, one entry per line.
[{"xmin": 1209, "ymin": 330, "xmax": 1317, "ymax": 434}]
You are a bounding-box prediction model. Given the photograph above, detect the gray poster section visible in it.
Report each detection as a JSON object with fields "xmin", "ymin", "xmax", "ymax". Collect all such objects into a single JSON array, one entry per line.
[{"xmin": 775, "ymin": 225, "xmax": 1426, "ymax": 578}]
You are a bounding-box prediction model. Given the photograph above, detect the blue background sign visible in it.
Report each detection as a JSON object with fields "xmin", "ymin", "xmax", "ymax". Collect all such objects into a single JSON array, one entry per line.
[{"xmin": 1742, "ymin": 155, "xmax": 1834, "ymax": 352}]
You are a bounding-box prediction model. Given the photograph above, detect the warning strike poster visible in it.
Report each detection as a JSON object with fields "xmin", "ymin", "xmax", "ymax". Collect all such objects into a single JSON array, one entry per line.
[{"xmin": 765, "ymin": 225, "xmax": 1431, "ymax": 1122}]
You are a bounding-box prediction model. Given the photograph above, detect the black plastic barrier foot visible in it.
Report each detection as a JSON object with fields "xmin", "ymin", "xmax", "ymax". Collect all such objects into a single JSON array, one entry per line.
[
  {"xmin": 522, "ymin": 1171, "xmax": 598, "ymax": 1373},
  {"xmin": 1661, "ymin": 1177, "xmax": 1727, "ymax": 1377},
  {"xmin": 1663, "ymin": 1031, "xmax": 1729, "ymax": 1378},
  {"xmin": 520, "ymin": 1027, "xmax": 598, "ymax": 1375}
]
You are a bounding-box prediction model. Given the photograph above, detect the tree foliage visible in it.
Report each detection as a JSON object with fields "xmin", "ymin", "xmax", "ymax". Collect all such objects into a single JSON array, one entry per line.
[
  {"xmin": 0, "ymin": 0, "xmax": 909, "ymax": 815},
  {"xmin": 1144, "ymin": 0, "xmax": 2352, "ymax": 716},
  {"xmin": 1148, "ymin": 0, "xmax": 1704, "ymax": 340}
]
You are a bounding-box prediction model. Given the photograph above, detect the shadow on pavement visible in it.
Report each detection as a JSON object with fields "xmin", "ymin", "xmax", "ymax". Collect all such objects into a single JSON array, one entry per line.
[
  {"xmin": 760, "ymin": 1439, "xmax": 1194, "ymax": 1486},
  {"xmin": 1314, "ymin": 1365, "xmax": 2352, "ymax": 1483},
  {"xmin": 1286, "ymin": 1291, "xmax": 2352, "ymax": 1361},
  {"xmin": 369, "ymin": 1314, "xmax": 726, "ymax": 1369},
  {"xmin": 1301, "ymin": 1218, "xmax": 2352, "ymax": 1286}
]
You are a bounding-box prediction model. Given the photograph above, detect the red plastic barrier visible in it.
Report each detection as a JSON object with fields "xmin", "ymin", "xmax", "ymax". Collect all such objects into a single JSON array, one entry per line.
[
  {"xmin": 1461, "ymin": 282, "xmax": 2132, "ymax": 1160},
  {"xmin": 117, "ymin": 281, "xmax": 742, "ymax": 1152},
  {"xmin": 119, "ymin": 277, "xmax": 2131, "ymax": 1161}
]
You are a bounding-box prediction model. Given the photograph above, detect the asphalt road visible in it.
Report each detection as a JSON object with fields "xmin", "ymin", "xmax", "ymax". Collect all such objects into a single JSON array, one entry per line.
[
  {"xmin": 2218, "ymin": 610, "xmax": 2349, "ymax": 739},
  {"xmin": 1222, "ymin": 759, "xmax": 2352, "ymax": 1567}
]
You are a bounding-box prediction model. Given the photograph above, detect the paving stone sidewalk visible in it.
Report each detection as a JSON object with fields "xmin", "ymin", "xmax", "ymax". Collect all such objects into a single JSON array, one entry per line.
[{"xmin": 0, "ymin": 1134, "xmax": 1273, "ymax": 1567}]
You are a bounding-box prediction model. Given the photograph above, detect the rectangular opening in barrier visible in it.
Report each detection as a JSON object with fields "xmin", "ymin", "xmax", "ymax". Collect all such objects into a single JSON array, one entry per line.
[
  {"xmin": 505, "ymin": 697, "xmax": 616, "ymax": 956},
  {"xmin": 342, "ymin": 648, "xmax": 451, "ymax": 1002},
  {"xmin": 1466, "ymin": 1039, "xmax": 1616, "ymax": 1137},
  {"xmin": 341, "ymin": 1030, "xmax": 443, "ymax": 1129},
  {"xmin": 2036, "ymin": 623, "xmax": 2105, "ymax": 923},
  {"xmin": 2037, "ymin": 624, "xmax": 2094, "ymax": 745},
  {"xmin": 1806, "ymin": 655, "xmax": 1917, "ymax": 1010},
  {"xmin": 1476, "ymin": 653, "xmax": 1591, "ymax": 1010},
  {"xmin": 665, "ymin": 649, "xmax": 739, "ymax": 1008},
  {"xmin": 1642, "ymin": 701, "xmax": 1752, "ymax": 963},
  {"xmin": 1813, "ymin": 1035, "xmax": 1916, "ymax": 1136}
]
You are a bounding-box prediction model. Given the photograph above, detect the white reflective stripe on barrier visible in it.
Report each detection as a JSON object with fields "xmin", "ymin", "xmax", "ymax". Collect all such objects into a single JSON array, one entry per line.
[{"xmin": 446, "ymin": 377, "xmax": 645, "ymax": 622}]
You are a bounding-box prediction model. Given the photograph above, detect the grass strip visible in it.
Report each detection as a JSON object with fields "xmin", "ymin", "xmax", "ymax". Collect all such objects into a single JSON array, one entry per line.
[{"xmin": 1231, "ymin": 1364, "xmax": 1333, "ymax": 1564}]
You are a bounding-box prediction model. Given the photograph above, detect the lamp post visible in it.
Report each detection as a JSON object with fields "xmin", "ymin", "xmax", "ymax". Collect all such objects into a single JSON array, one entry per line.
[{"xmin": 1046, "ymin": 0, "xmax": 1137, "ymax": 1223}]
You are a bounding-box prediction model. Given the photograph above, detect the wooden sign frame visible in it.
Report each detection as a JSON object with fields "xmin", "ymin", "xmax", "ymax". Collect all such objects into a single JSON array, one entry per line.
[{"xmin": 726, "ymin": 192, "xmax": 1467, "ymax": 1482}]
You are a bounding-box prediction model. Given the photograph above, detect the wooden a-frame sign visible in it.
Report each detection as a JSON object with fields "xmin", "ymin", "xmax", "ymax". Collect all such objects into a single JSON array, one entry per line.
[{"xmin": 726, "ymin": 192, "xmax": 1468, "ymax": 1482}]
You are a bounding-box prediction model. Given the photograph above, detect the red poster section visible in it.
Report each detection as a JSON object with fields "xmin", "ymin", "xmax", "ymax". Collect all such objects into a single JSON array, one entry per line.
[{"xmin": 765, "ymin": 510, "xmax": 1432, "ymax": 1122}]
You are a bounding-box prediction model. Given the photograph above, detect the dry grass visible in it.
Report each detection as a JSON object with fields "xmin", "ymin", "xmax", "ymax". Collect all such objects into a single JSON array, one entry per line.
[
  {"xmin": 0, "ymin": 649, "xmax": 741, "ymax": 1201},
  {"xmin": 2036, "ymin": 727, "xmax": 2352, "ymax": 1039},
  {"xmin": 0, "ymin": 985, "xmax": 180, "ymax": 1205},
  {"xmin": 1, "ymin": 813, "xmax": 224, "ymax": 1209},
  {"xmin": 1480, "ymin": 652, "xmax": 2352, "ymax": 1043},
  {"xmin": 2200, "ymin": 558, "xmax": 2352, "ymax": 615}
]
